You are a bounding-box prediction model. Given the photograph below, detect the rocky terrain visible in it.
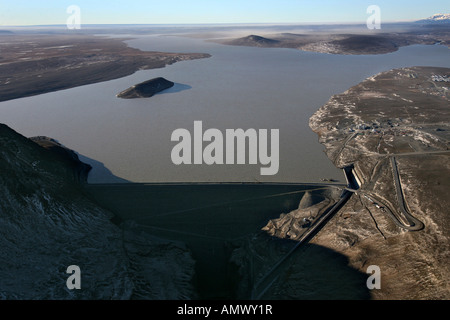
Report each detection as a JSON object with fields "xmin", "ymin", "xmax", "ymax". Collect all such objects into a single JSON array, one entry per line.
[
  {"xmin": 261, "ymin": 66, "xmax": 450, "ymax": 299},
  {"xmin": 0, "ymin": 34, "xmax": 210, "ymax": 102},
  {"xmin": 0, "ymin": 124, "xmax": 197, "ymax": 299},
  {"xmin": 29, "ymin": 136, "xmax": 92, "ymax": 183},
  {"xmin": 218, "ymin": 21, "xmax": 450, "ymax": 55},
  {"xmin": 225, "ymin": 35, "xmax": 281, "ymax": 47},
  {"xmin": 117, "ymin": 77, "xmax": 174, "ymax": 99}
]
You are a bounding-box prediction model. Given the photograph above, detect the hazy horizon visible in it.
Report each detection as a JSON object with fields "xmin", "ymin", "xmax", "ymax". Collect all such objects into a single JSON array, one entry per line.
[
  {"xmin": 0, "ymin": 20, "xmax": 426, "ymax": 28},
  {"xmin": 1, "ymin": 0, "xmax": 448, "ymax": 26}
]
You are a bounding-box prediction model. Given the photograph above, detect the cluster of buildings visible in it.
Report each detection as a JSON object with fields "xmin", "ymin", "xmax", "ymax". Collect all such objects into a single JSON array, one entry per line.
[
  {"xmin": 348, "ymin": 123, "xmax": 374, "ymax": 131},
  {"xmin": 431, "ymin": 74, "xmax": 450, "ymax": 82},
  {"xmin": 348, "ymin": 121, "xmax": 383, "ymax": 134},
  {"xmin": 347, "ymin": 119, "xmax": 412, "ymax": 137}
]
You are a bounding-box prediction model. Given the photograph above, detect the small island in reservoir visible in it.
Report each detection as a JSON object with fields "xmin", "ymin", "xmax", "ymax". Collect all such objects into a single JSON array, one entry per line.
[{"xmin": 117, "ymin": 77, "xmax": 175, "ymax": 99}]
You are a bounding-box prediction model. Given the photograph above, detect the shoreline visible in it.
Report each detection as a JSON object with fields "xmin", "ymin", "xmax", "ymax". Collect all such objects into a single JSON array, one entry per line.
[
  {"xmin": 303, "ymin": 66, "xmax": 450, "ymax": 299},
  {"xmin": 0, "ymin": 34, "xmax": 211, "ymax": 102},
  {"xmin": 215, "ymin": 24, "xmax": 450, "ymax": 55}
]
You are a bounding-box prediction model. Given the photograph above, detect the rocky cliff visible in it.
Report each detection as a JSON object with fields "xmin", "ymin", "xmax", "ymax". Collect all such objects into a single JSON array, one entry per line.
[{"xmin": 0, "ymin": 124, "xmax": 197, "ymax": 299}]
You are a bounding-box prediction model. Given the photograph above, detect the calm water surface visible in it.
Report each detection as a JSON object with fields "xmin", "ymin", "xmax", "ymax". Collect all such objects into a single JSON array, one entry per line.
[{"xmin": 0, "ymin": 34, "xmax": 449, "ymax": 183}]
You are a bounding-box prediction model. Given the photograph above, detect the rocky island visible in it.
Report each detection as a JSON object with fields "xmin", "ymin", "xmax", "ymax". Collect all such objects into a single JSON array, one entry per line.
[
  {"xmin": 261, "ymin": 66, "xmax": 450, "ymax": 299},
  {"xmin": 117, "ymin": 77, "xmax": 175, "ymax": 99}
]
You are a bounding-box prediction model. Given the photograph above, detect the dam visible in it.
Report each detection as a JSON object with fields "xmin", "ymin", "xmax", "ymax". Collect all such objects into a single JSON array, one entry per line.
[{"xmin": 84, "ymin": 182, "xmax": 344, "ymax": 299}]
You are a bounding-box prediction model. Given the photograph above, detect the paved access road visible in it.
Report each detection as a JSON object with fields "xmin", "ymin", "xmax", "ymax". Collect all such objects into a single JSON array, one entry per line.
[{"xmin": 389, "ymin": 156, "xmax": 424, "ymax": 231}]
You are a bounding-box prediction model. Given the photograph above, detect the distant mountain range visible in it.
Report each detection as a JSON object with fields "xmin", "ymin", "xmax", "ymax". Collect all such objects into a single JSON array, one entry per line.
[{"xmin": 418, "ymin": 13, "xmax": 450, "ymax": 23}]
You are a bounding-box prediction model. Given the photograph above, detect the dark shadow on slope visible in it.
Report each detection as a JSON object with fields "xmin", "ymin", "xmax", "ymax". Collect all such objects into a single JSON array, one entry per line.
[
  {"xmin": 258, "ymin": 241, "xmax": 372, "ymax": 300},
  {"xmin": 84, "ymin": 184, "xmax": 371, "ymax": 300},
  {"xmin": 157, "ymin": 82, "xmax": 192, "ymax": 95},
  {"xmin": 77, "ymin": 154, "xmax": 130, "ymax": 184},
  {"xmin": 29, "ymin": 136, "xmax": 129, "ymax": 184}
]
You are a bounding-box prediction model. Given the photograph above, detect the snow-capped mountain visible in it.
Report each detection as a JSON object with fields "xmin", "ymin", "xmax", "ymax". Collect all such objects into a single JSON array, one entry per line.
[{"xmin": 418, "ymin": 13, "xmax": 450, "ymax": 23}]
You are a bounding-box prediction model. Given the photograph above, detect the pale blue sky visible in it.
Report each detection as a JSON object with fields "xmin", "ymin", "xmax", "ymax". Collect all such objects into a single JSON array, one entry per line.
[{"xmin": 0, "ymin": 0, "xmax": 449, "ymax": 26}]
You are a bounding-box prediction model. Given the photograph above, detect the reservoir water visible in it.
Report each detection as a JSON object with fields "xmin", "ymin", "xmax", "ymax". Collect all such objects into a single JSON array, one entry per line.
[
  {"xmin": 0, "ymin": 33, "xmax": 449, "ymax": 184},
  {"xmin": 2, "ymin": 29, "xmax": 450, "ymax": 299}
]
